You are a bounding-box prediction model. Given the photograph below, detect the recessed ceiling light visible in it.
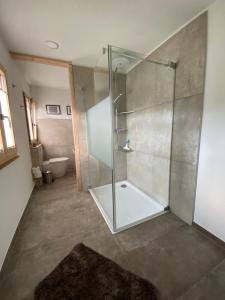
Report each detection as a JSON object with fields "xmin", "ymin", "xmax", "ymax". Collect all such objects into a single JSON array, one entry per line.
[{"xmin": 46, "ymin": 40, "xmax": 59, "ymax": 49}]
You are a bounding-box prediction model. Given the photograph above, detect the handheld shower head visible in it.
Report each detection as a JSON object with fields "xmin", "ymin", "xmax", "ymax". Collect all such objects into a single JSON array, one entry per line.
[{"xmin": 113, "ymin": 93, "xmax": 124, "ymax": 104}]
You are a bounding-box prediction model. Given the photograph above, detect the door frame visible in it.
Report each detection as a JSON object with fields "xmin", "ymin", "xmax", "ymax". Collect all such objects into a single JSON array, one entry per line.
[{"xmin": 10, "ymin": 52, "xmax": 82, "ymax": 191}]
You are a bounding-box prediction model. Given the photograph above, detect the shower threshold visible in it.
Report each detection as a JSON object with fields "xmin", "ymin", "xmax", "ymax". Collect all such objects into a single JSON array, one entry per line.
[{"xmin": 89, "ymin": 180, "xmax": 167, "ymax": 233}]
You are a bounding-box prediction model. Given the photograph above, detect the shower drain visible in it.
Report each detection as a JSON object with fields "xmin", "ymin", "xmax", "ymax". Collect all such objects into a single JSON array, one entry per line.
[{"xmin": 121, "ymin": 184, "xmax": 127, "ymax": 188}]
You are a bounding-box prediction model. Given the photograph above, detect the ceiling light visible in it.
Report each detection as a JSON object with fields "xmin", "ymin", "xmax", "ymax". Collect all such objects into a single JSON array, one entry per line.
[{"xmin": 46, "ymin": 40, "xmax": 59, "ymax": 49}]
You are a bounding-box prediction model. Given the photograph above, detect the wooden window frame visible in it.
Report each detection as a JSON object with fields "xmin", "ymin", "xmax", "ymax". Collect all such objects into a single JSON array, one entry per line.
[
  {"xmin": 0, "ymin": 64, "xmax": 18, "ymax": 169},
  {"xmin": 23, "ymin": 92, "xmax": 37, "ymax": 144}
]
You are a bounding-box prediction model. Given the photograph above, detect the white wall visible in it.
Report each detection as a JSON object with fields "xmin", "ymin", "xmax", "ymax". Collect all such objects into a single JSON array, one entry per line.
[
  {"xmin": 0, "ymin": 35, "xmax": 34, "ymax": 270},
  {"xmin": 194, "ymin": 0, "xmax": 225, "ymax": 242},
  {"xmin": 30, "ymin": 86, "xmax": 72, "ymax": 120}
]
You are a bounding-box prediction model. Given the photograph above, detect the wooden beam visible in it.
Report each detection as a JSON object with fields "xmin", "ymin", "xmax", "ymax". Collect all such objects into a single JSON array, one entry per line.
[
  {"xmin": 68, "ymin": 64, "xmax": 82, "ymax": 191},
  {"xmin": 10, "ymin": 51, "xmax": 71, "ymax": 68}
]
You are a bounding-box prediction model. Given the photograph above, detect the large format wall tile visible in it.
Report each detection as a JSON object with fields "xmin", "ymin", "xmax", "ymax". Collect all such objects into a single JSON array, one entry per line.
[
  {"xmin": 172, "ymin": 95, "xmax": 203, "ymax": 164},
  {"xmin": 151, "ymin": 156, "xmax": 170, "ymax": 206},
  {"xmin": 127, "ymin": 151, "xmax": 152, "ymax": 195},
  {"xmin": 38, "ymin": 119, "xmax": 75, "ymax": 170},
  {"xmin": 149, "ymin": 28, "xmax": 184, "ymax": 64},
  {"xmin": 149, "ymin": 13, "xmax": 206, "ymax": 224},
  {"xmin": 126, "ymin": 61, "xmax": 174, "ymax": 112},
  {"xmin": 126, "ymin": 62, "xmax": 156, "ymax": 111},
  {"xmin": 127, "ymin": 151, "xmax": 170, "ymax": 206},
  {"xmin": 129, "ymin": 102, "xmax": 173, "ymax": 159},
  {"xmin": 170, "ymin": 161, "xmax": 197, "ymax": 224},
  {"xmin": 175, "ymin": 14, "xmax": 207, "ymax": 99},
  {"xmin": 147, "ymin": 102, "xmax": 173, "ymax": 159}
]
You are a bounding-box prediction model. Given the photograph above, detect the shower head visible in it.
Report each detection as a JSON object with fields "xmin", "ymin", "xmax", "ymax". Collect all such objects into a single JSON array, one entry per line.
[{"xmin": 112, "ymin": 57, "xmax": 130, "ymax": 73}]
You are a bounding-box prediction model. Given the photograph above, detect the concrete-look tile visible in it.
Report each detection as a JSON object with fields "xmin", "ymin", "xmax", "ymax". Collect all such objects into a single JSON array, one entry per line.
[
  {"xmin": 148, "ymin": 102, "xmax": 173, "ymax": 159},
  {"xmin": 151, "ymin": 156, "xmax": 170, "ymax": 207},
  {"xmin": 149, "ymin": 26, "xmax": 184, "ymax": 64},
  {"xmin": 155, "ymin": 64, "xmax": 174, "ymax": 103},
  {"xmin": 116, "ymin": 213, "xmax": 185, "ymax": 251},
  {"xmin": 179, "ymin": 259, "xmax": 225, "ymax": 300},
  {"xmin": 126, "ymin": 61, "xmax": 156, "ymax": 111},
  {"xmin": 118, "ymin": 226, "xmax": 225, "ymax": 300},
  {"xmin": 175, "ymin": 13, "xmax": 207, "ymax": 99},
  {"xmin": 114, "ymin": 150, "xmax": 127, "ymax": 181},
  {"xmin": 94, "ymin": 71, "xmax": 109, "ymax": 102},
  {"xmin": 1, "ymin": 233, "xmax": 90, "ymax": 300},
  {"xmin": 81, "ymin": 229, "xmax": 125, "ymax": 261},
  {"xmin": 170, "ymin": 160, "xmax": 196, "ymax": 225},
  {"xmin": 98, "ymin": 161, "xmax": 113, "ymax": 186},
  {"xmin": 172, "ymin": 94, "xmax": 203, "ymax": 165},
  {"xmin": 12, "ymin": 207, "xmax": 88, "ymax": 254},
  {"xmin": 127, "ymin": 151, "xmax": 170, "ymax": 206},
  {"xmin": 126, "ymin": 113, "xmax": 136, "ymax": 150},
  {"xmin": 127, "ymin": 151, "xmax": 153, "ymax": 197},
  {"xmin": 130, "ymin": 102, "xmax": 173, "ymax": 159},
  {"xmin": 134, "ymin": 108, "xmax": 152, "ymax": 153}
]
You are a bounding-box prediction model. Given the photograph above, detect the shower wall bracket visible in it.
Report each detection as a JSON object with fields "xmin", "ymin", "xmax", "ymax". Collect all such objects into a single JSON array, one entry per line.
[
  {"xmin": 114, "ymin": 128, "xmax": 127, "ymax": 133},
  {"xmin": 117, "ymin": 110, "xmax": 135, "ymax": 115}
]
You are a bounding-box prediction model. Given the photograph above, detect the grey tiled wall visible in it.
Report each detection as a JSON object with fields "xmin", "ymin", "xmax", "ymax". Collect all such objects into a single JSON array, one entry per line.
[
  {"xmin": 38, "ymin": 119, "xmax": 75, "ymax": 171},
  {"xmin": 149, "ymin": 13, "xmax": 207, "ymax": 224},
  {"xmin": 126, "ymin": 61, "xmax": 174, "ymax": 207}
]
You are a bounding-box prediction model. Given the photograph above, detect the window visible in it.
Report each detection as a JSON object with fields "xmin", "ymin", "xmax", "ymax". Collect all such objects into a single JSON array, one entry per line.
[
  {"xmin": 0, "ymin": 65, "xmax": 18, "ymax": 168},
  {"xmin": 23, "ymin": 94, "xmax": 37, "ymax": 144}
]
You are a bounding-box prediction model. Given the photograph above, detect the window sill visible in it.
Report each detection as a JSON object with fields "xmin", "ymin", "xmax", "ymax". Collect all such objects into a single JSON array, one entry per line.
[{"xmin": 0, "ymin": 154, "xmax": 19, "ymax": 170}]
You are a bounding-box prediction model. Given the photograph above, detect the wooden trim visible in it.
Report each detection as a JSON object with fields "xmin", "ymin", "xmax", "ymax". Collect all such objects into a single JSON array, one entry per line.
[
  {"xmin": 68, "ymin": 64, "xmax": 82, "ymax": 191},
  {"xmin": 10, "ymin": 52, "xmax": 71, "ymax": 68},
  {"xmin": 193, "ymin": 222, "xmax": 225, "ymax": 249},
  {"xmin": 0, "ymin": 64, "xmax": 18, "ymax": 170},
  {"xmin": 23, "ymin": 92, "xmax": 32, "ymax": 144},
  {"xmin": 10, "ymin": 51, "xmax": 82, "ymax": 191},
  {"xmin": 0, "ymin": 154, "xmax": 19, "ymax": 170}
]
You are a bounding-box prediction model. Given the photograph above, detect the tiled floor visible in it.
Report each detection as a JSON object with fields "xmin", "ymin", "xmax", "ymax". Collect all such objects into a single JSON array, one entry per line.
[{"xmin": 0, "ymin": 173, "xmax": 224, "ymax": 300}]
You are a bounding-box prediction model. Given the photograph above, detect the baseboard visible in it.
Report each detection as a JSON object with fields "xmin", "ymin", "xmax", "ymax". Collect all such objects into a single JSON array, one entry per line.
[{"xmin": 193, "ymin": 222, "xmax": 225, "ymax": 249}]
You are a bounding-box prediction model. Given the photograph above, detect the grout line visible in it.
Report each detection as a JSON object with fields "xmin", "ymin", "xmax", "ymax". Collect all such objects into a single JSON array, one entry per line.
[
  {"xmin": 176, "ymin": 257, "xmax": 225, "ymax": 300},
  {"xmin": 171, "ymin": 159, "xmax": 197, "ymax": 167},
  {"xmin": 192, "ymin": 224, "xmax": 225, "ymax": 251},
  {"xmin": 174, "ymin": 92, "xmax": 203, "ymax": 102}
]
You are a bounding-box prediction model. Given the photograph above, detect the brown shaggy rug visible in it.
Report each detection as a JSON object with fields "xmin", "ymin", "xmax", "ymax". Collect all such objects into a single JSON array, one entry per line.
[{"xmin": 34, "ymin": 243, "xmax": 158, "ymax": 300}]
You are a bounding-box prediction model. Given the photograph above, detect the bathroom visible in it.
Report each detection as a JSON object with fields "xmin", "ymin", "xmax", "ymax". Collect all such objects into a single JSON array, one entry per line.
[
  {"xmin": 19, "ymin": 61, "xmax": 75, "ymax": 182},
  {"xmin": 1, "ymin": 1, "xmax": 225, "ymax": 299}
]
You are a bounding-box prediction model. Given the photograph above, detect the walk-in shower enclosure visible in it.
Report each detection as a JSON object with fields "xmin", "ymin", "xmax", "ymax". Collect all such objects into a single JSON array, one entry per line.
[{"xmin": 87, "ymin": 45, "xmax": 176, "ymax": 233}]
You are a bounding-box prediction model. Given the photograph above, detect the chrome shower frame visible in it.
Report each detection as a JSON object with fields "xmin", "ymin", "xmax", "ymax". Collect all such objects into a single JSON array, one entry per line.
[{"xmin": 107, "ymin": 45, "xmax": 177, "ymax": 233}]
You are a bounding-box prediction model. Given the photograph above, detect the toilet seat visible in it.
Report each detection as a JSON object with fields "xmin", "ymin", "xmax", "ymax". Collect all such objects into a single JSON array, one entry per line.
[
  {"xmin": 42, "ymin": 157, "xmax": 69, "ymax": 178},
  {"xmin": 49, "ymin": 157, "xmax": 69, "ymax": 163}
]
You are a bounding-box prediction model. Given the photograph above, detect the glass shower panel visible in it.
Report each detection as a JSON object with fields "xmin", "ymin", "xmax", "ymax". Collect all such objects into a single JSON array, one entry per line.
[
  {"xmin": 87, "ymin": 96, "xmax": 112, "ymax": 168},
  {"xmin": 110, "ymin": 46, "xmax": 175, "ymax": 232},
  {"xmin": 87, "ymin": 51, "xmax": 115, "ymax": 232}
]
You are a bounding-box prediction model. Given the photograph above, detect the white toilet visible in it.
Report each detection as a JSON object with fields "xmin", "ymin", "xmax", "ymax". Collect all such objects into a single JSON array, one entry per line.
[
  {"xmin": 30, "ymin": 144, "xmax": 70, "ymax": 178},
  {"xmin": 42, "ymin": 157, "xmax": 70, "ymax": 178}
]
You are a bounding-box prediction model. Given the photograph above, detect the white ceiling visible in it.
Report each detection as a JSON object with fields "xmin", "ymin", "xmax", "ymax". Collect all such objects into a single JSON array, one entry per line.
[
  {"xmin": 0, "ymin": 0, "xmax": 215, "ymax": 66},
  {"xmin": 16, "ymin": 61, "xmax": 70, "ymax": 89},
  {"xmin": 0, "ymin": 0, "xmax": 215, "ymax": 88}
]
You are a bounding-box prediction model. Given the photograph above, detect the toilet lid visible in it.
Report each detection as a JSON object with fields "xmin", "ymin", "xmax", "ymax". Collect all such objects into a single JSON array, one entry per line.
[{"xmin": 49, "ymin": 157, "xmax": 69, "ymax": 163}]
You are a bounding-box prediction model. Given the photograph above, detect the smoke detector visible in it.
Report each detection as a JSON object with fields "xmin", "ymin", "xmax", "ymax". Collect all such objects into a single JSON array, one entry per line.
[{"xmin": 45, "ymin": 40, "xmax": 59, "ymax": 49}]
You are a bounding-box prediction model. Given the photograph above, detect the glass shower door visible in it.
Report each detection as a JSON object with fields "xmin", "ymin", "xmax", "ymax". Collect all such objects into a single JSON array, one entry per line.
[
  {"xmin": 109, "ymin": 45, "xmax": 176, "ymax": 232},
  {"xmin": 87, "ymin": 51, "xmax": 115, "ymax": 232}
]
